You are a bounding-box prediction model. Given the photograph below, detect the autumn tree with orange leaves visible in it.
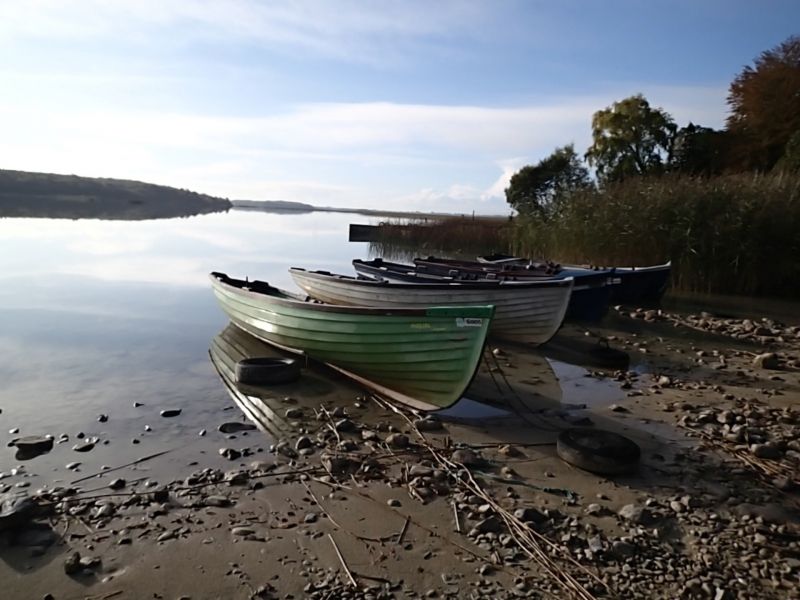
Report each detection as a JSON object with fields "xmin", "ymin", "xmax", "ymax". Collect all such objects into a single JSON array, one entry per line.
[{"xmin": 726, "ymin": 35, "xmax": 800, "ymax": 172}]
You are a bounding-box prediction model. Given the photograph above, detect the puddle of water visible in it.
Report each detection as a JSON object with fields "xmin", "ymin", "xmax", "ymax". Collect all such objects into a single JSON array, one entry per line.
[
  {"xmin": 435, "ymin": 397, "xmax": 513, "ymax": 423},
  {"xmin": 547, "ymin": 359, "xmax": 625, "ymax": 410}
]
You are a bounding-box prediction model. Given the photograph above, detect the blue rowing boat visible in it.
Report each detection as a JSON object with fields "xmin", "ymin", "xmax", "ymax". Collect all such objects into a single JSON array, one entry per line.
[{"xmin": 477, "ymin": 254, "xmax": 670, "ymax": 304}]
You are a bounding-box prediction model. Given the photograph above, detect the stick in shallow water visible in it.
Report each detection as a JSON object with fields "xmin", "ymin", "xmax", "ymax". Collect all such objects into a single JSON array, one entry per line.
[{"xmin": 71, "ymin": 449, "xmax": 175, "ymax": 484}]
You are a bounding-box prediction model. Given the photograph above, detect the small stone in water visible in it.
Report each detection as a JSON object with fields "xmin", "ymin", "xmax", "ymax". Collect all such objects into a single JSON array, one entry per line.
[
  {"xmin": 219, "ymin": 448, "xmax": 242, "ymax": 460},
  {"xmin": 204, "ymin": 495, "xmax": 231, "ymax": 507},
  {"xmin": 218, "ymin": 422, "xmax": 257, "ymax": 434}
]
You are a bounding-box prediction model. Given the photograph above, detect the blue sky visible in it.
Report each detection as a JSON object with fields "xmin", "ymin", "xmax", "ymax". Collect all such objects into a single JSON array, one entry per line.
[{"xmin": 0, "ymin": 1, "xmax": 798, "ymax": 214}]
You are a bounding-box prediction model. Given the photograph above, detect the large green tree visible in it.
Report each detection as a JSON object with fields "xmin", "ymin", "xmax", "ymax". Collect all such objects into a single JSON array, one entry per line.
[
  {"xmin": 505, "ymin": 144, "xmax": 591, "ymax": 219},
  {"xmin": 726, "ymin": 35, "xmax": 800, "ymax": 172},
  {"xmin": 585, "ymin": 94, "xmax": 677, "ymax": 183}
]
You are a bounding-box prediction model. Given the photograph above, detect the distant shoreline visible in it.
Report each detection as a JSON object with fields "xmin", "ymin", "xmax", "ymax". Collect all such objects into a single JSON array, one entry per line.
[
  {"xmin": 0, "ymin": 169, "xmax": 231, "ymax": 220},
  {"xmin": 230, "ymin": 199, "xmax": 508, "ymax": 220}
]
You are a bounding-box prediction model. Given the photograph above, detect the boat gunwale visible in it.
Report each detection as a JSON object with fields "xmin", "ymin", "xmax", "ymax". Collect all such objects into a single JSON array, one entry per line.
[
  {"xmin": 318, "ymin": 264, "xmax": 575, "ymax": 291},
  {"xmin": 476, "ymin": 255, "xmax": 672, "ymax": 274},
  {"xmin": 210, "ymin": 272, "xmax": 495, "ymax": 318}
]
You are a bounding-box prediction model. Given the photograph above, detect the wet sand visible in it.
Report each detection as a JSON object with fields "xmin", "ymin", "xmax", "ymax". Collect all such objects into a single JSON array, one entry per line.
[{"xmin": 2, "ymin": 305, "xmax": 800, "ymax": 600}]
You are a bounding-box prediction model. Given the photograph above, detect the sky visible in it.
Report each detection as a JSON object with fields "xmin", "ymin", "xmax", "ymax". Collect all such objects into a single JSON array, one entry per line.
[{"xmin": 0, "ymin": 1, "xmax": 798, "ymax": 214}]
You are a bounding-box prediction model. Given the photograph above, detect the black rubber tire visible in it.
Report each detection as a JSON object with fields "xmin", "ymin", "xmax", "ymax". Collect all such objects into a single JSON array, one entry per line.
[
  {"xmin": 235, "ymin": 357, "xmax": 301, "ymax": 385},
  {"xmin": 557, "ymin": 428, "xmax": 641, "ymax": 475}
]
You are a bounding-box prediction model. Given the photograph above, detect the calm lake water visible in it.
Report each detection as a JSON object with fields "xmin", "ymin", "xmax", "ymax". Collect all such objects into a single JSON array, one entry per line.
[
  {"xmin": 0, "ymin": 209, "xmax": 389, "ymax": 487},
  {"xmin": 1, "ymin": 207, "xmax": 798, "ymax": 490}
]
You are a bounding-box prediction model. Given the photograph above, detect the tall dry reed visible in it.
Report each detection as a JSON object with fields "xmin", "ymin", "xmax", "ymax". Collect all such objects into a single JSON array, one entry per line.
[
  {"xmin": 370, "ymin": 216, "xmax": 511, "ymax": 260},
  {"xmin": 511, "ymin": 173, "xmax": 800, "ymax": 297}
]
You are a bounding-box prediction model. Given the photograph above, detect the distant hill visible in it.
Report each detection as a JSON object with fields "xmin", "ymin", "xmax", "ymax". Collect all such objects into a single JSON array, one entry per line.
[{"xmin": 0, "ymin": 169, "xmax": 231, "ymax": 220}]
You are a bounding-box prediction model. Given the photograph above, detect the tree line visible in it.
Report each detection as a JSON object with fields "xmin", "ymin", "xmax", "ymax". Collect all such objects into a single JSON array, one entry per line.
[{"xmin": 506, "ymin": 35, "xmax": 800, "ymax": 218}]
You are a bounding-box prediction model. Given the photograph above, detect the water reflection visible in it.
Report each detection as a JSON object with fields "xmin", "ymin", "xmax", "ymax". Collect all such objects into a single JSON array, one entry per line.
[
  {"xmin": 0, "ymin": 200, "xmax": 228, "ymax": 221},
  {"xmin": 2, "ymin": 205, "xmax": 797, "ymax": 491},
  {"xmin": 0, "ymin": 209, "xmax": 378, "ymax": 486}
]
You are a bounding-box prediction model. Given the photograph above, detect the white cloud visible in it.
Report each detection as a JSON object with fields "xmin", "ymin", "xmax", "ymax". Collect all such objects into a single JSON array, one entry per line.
[
  {"xmin": 391, "ymin": 184, "xmax": 510, "ymax": 216},
  {"xmin": 0, "ymin": 0, "xmax": 489, "ymax": 66},
  {"xmin": 0, "ymin": 82, "xmax": 728, "ymax": 214}
]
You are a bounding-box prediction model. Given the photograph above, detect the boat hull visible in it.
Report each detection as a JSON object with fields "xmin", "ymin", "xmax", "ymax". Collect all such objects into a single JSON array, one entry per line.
[
  {"xmin": 412, "ymin": 258, "xmax": 614, "ymax": 319},
  {"xmin": 477, "ymin": 255, "xmax": 671, "ymax": 304},
  {"xmin": 290, "ymin": 268, "xmax": 572, "ymax": 346},
  {"xmin": 354, "ymin": 258, "xmax": 608, "ymax": 322},
  {"xmin": 209, "ymin": 272, "xmax": 493, "ymax": 411}
]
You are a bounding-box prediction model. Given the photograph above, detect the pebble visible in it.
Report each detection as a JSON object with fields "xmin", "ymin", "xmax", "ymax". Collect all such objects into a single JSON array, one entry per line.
[
  {"xmin": 303, "ymin": 513, "xmax": 318, "ymax": 524},
  {"xmin": 72, "ymin": 442, "xmax": 94, "ymax": 453},
  {"xmin": 750, "ymin": 443, "xmax": 782, "ymax": 460},
  {"xmin": 275, "ymin": 442, "xmax": 298, "ymax": 459},
  {"xmin": 753, "ymin": 352, "xmax": 779, "ymax": 369},
  {"xmin": 450, "ymin": 448, "xmax": 481, "ymax": 466},
  {"xmin": 585, "ymin": 503, "xmax": 604, "ymax": 516},
  {"xmin": 204, "ymin": 495, "xmax": 231, "ymax": 507},
  {"xmin": 335, "ymin": 418, "xmax": 356, "ymax": 432},
  {"xmin": 385, "ymin": 433, "xmax": 409, "ymax": 448},
  {"xmin": 618, "ymin": 504, "xmax": 652, "ymax": 525},
  {"xmin": 97, "ymin": 414, "xmax": 108, "ymax": 423},
  {"xmin": 219, "ymin": 448, "xmax": 242, "ymax": 461},
  {"xmin": 498, "ymin": 445, "xmax": 520, "ymax": 457},
  {"xmin": 160, "ymin": 409, "xmax": 182, "ymax": 418},
  {"xmin": 295, "ymin": 436, "xmax": 313, "ymax": 450},
  {"xmin": 218, "ymin": 422, "xmax": 257, "ymax": 434},
  {"xmin": 514, "ymin": 507, "xmax": 546, "ymax": 524},
  {"xmin": 414, "ymin": 417, "xmax": 444, "ymax": 432},
  {"xmin": 94, "ymin": 503, "xmax": 116, "ymax": 518},
  {"xmin": 387, "ymin": 499, "xmax": 401, "ymax": 507},
  {"xmin": 108, "ymin": 478, "xmax": 126, "ymax": 490},
  {"xmin": 231, "ymin": 527, "xmax": 255, "ymax": 536},
  {"xmin": 285, "ymin": 408, "xmax": 303, "ymax": 419}
]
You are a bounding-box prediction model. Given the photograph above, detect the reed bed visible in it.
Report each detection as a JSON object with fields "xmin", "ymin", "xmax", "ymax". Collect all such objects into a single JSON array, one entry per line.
[
  {"xmin": 369, "ymin": 216, "xmax": 511, "ymax": 261},
  {"xmin": 511, "ymin": 173, "xmax": 800, "ymax": 297}
]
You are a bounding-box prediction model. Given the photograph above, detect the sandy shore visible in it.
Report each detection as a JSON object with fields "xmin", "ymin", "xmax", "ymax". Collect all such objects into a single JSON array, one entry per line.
[{"xmin": 2, "ymin": 307, "xmax": 800, "ymax": 600}]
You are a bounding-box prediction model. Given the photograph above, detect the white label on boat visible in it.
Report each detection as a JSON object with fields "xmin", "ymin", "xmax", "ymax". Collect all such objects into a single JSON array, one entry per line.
[{"xmin": 456, "ymin": 317, "xmax": 483, "ymax": 327}]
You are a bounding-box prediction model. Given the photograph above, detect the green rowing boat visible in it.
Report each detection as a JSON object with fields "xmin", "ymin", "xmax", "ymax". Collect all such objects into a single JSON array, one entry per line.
[{"xmin": 209, "ymin": 272, "xmax": 495, "ymax": 411}]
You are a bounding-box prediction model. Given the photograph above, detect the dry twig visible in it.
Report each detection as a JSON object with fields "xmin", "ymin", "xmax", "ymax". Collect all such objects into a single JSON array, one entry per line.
[{"xmin": 328, "ymin": 533, "xmax": 358, "ymax": 588}]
